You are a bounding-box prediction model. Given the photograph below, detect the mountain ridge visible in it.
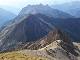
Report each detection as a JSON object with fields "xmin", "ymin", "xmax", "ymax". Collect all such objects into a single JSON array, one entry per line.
[
  {"xmin": 52, "ymin": 1, "xmax": 80, "ymax": 17},
  {"xmin": 0, "ymin": 4, "xmax": 80, "ymax": 60},
  {"xmin": 19, "ymin": 4, "xmax": 73, "ymax": 18},
  {"xmin": 0, "ymin": 8, "xmax": 16, "ymax": 27},
  {"xmin": 0, "ymin": 13, "xmax": 80, "ymax": 52}
]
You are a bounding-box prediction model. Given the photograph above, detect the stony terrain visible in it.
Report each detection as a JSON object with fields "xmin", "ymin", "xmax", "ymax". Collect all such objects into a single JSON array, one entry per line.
[{"xmin": 0, "ymin": 40, "xmax": 80, "ymax": 60}]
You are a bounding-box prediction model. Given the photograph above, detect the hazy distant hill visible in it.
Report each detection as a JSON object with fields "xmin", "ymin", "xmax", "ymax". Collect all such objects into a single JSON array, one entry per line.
[
  {"xmin": 52, "ymin": 1, "xmax": 80, "ymax": 17},
  {"xmin": 19, "ymin": 4, "xmax": 73, "ymax": 18},
  {"xmin": 0, "ymin": 8, "xmax": 16, "ymax": 27},
  {"xmin": 0, "ymin": 6, "xmax": 21, "ymax": 15}
]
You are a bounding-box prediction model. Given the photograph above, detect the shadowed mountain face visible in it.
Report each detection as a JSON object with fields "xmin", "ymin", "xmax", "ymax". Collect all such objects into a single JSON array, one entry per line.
[
  {"xmin": 0, "ymin": 14, "xmax": 55, "ymax": 51},
  {"xmin": 0, "ymin": 13, "xmax": 80, "ymax": 52},
  {"xmin": 52, "ymin": 1, "xmax": 80, "ymax": 17},
  {"xmin": 0, "ymin": 8, "xmax": 16, "ymax": 27},
  {"xmin": 50, "ymin": 18, "xmax": 80, "ymax": 42},
  {"xmin": 19, "ymin": 4, "xmax": 73, "ymax": 18}
]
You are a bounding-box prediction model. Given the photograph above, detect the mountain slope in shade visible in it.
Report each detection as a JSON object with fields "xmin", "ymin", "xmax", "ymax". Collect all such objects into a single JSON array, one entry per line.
[
  {"xmin": 50, "ymin": 18, "xmax": 80, "ymax": 42},
  {"xmin": 52, "ymin": 1, "xmax": 80, "ymax": 17},
  {"xmin": 0, "ymin": 8, "xmax": 16, "ymax": 27},
  {"xmin": 0, "ymin": 14, "xmax": 56, "ymax": 51},
  {"xmin": 0, "ymin": 14, "xmax": 80, "ymax": 52},
  {"xmin": 19, "ymin": 4, "xmax": 73, "ymax": 18}
]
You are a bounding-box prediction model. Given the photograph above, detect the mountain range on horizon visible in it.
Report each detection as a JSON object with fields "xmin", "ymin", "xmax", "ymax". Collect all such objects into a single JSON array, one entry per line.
[
  {"xmin": 0, "ymin": 5, "xmax": 21, "ymax": 15},
  {"xmin": 0, "ymin": 8, "xmax": 16, "ymax": 27},
  {"xmin": 19, "ymin": 4, "xmax": 73, "ymax": 18},
  {"xmin": 52, "ymin": 1, "xmax": 80, "ymax": 18},
  {"xmin": 0, "ymin": 1, "xmax": 80, "ymax": 16},
  {"xmin": 0, "ymin": 2, "xmax": 80, "ymax": 60}
]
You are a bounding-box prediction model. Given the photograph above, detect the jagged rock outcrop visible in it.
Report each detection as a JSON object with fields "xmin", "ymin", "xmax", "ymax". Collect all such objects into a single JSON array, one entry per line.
[{"xmin": 44, "ymin": 40, "xmax": 80, "ymax": 60}]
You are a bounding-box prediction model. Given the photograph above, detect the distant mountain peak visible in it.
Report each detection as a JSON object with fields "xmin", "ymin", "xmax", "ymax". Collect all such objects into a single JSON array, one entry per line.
[
  {"xmin": 52, "ymin": 1, "xmax": 80, "ymax": 17},
  {"xmin": 19, "ymin": 4, "xmax": 73, "ymax": 18}
]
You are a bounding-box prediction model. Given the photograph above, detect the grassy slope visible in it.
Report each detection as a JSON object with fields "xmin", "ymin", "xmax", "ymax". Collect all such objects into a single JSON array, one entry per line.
[{"xmin": 0, "ymin": 51, "xmax": 48, "ymax": 60}]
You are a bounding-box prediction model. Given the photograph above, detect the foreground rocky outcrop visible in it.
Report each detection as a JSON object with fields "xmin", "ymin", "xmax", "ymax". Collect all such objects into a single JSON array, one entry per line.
[
  {"xmin": 0, "ymin": 27, "xmax": 80, "ymax": 60},
  {"xmin": 0, "ymin": 39, "xmax": 80, "ymax": 60}
]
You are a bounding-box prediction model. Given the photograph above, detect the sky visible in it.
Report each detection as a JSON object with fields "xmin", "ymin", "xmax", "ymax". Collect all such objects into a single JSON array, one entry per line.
[
  {"xmin": 0, "ymin": 0, "xmax": 80, "ymax": 14},
  {"xmin": 0, "ymin": 0, "xmax": 80, "ymax": 7}
]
